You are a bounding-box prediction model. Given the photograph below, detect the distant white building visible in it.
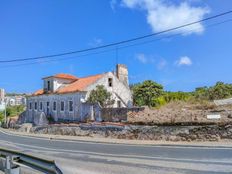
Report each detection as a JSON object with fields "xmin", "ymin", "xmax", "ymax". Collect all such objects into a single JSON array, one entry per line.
[
  {"xmin": 5, "ymin": 96, "xmax": 27, "ymax": 106},
  {"xmin": 0, "ymin": 89, "xmax": 6, "ymax": 111},
  {"xmin": 25, "ymin": 64, "xmax": 133, "ymax": 122},
  {"xmin": 0, "ymin": 102, "xmax": 5, "ymax": 112},
  {"xmin": 0, "ymin": 89, "xmax": 5, "ymax": 102}
]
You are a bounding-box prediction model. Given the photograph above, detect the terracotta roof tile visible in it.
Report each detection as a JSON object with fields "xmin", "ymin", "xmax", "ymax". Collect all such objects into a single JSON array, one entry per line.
[
  {"xmin": 54, "ymin": 73, "xmax": 78, "ymax": 80},
  {"xmin": 32, "ymin": 73, "xmax": 104, "ymax": 96},
  {"xmin": 57, "ymin": 74, "xmax": 104, "ymax": 94},
  {"xmin": 33, "ymin": 89, "xmax": 44, "ymax": 96},
  {"xmin": 43, "ymin": 73, "xmax": 78, "ymax": 80}
]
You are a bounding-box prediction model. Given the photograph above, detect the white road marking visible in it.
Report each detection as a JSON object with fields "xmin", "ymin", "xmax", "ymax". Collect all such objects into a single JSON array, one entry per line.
[{"xmin": 0, "ymin": 139, "xmax": 231, "ymax": 165}]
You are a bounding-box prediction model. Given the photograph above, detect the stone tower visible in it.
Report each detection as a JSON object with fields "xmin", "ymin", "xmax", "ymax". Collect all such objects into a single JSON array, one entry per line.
[{"xmin": 116, "ymin": 64, "xmax": 129, "ymax": 86}]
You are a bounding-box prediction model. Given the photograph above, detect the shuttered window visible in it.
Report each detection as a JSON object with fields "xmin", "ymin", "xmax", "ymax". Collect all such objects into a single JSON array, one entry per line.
[
  {"xmin": 61, "ymin": 101, "xmax": 65, "ymax": 111},
  {"xmin": 40, "ymin": 102, "xmax": 43, "ymax": 111},
  {"xmin": 34, "ymin": 102, "xmax": 37, "ymax": 110},
  {"xmin": 53, "ymin": 101, "xmax": 57, "ymax": 111},
  {"xmin": 69, "ymin": 101, "xmax": 73, "ymax": 112}
]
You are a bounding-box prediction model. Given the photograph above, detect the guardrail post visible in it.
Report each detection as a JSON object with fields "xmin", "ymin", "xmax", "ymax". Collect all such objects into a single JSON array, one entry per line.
[{"xmin": 4, "ymin": 156, "xmax": 20, "ymax": 174}]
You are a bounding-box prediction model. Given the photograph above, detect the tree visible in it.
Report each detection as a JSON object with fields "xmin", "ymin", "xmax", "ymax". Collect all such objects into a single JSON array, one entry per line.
[
  {"xmin": 132, "ymin": 80, "xmax": 164, "ymax": 107},
  {"xmin": 87, "ymin": 85, "xmax": 115, "ymax": 107},
  {"xmin": 194, "ymin": 82, "xmax": 232, "ymax": 100},
  {"xmin": 194, "ymin": 86, "xmax": 210, "ymax": 100},
  {"xmin": 5, "ymin": 105, "xmax": 25, "ymax": 117},
  {"xmin": 208, "ymin": 82, "xmax": 232, "ymax": 100}
]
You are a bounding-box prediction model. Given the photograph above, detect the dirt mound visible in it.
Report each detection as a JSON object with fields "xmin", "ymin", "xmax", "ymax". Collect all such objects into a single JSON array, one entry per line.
[{"xmin": 128, "ymin": 101, "xmax": 232, "ymax": 124}]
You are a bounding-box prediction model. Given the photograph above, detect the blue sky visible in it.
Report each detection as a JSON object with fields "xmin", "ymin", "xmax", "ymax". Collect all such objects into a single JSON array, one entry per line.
[{"xmin": 0, "ymin": 0, "xmax": 232, "ymax": 93}]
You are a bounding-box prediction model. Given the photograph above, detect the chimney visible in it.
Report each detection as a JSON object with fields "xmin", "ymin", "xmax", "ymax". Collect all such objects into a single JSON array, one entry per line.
[{"xmin": 116, "ymin": 64, "xmax": 128, "ymax": 86}]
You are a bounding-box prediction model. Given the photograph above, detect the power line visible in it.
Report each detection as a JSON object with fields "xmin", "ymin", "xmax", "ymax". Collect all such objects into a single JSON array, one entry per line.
[
  {"xmin": 0, "ymin": 10, "xmax": 232, "ymax": 64},
  {"xmin": 0, "ymin": 18, "xmax": 232, "ymax": 69}
]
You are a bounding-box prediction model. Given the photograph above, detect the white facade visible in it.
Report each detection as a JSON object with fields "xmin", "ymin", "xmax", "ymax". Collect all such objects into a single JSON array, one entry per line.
[
  {"xmin": 85, "ymin": 72, "xmax": 132, "ymax": 107},
  {"xmin": 26, "ymin": 64, "xmax": 132, "ymax": 123},
  {"xmin": 0, "ymin": 102, "xmax": 5, "ymax": 112},
  {"xmin": 5, "ymin": 96, "xmax": 26, "ymax": 106},
  {"xmin": 0, "ymin": 89, "xmax": 5, "ymax": 102}
]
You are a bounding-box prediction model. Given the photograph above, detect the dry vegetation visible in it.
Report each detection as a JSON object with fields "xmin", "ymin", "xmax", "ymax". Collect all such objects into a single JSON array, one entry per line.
[{"xmin": 127, "ymin": 101, "xmax": 232, "ymax": 125}]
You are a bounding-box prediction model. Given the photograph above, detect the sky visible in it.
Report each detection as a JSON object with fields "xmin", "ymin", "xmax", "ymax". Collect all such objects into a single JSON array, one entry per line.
[{"xmin": 0, "ymin": 0, "xmax": 232, "ymax": 93}]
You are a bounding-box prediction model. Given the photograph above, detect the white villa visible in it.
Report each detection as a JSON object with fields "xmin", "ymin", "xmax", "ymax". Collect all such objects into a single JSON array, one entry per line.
[{"xmin": 25, "ymin": 64, "xmax": 132, "ymax": 123}]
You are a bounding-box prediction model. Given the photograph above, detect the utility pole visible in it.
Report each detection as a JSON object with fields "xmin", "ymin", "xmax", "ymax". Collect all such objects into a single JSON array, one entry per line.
[{"xmin": 4, "ymin": 101, "xmax": 7, "ymax": 126}]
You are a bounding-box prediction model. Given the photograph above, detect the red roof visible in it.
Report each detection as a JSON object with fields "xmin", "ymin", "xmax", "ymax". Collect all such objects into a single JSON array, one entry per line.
[
  {"xmin": 43, "ymin": 73, "xmax": 78, "ymax": 80},
  {"xmin": 33, "ymin": 73, "xmax": 104, "ymax": 96},
  {"xmin": 34, "ymin": 89, "xmax": 44, "ymax": 95}
]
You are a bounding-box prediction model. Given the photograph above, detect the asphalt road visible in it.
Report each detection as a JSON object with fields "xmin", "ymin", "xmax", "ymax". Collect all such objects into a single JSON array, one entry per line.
[{"xmin": 0, "ymin": 130, "xmax": 232, "ymax": 174}]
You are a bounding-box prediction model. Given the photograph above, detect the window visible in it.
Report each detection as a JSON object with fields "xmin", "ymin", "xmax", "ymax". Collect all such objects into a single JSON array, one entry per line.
[
  {"xmin": 47, "ymin": 81, "xmax": 50, "ymax": 91},
  {"xmin": 69, "ymin": 101, "xmax": 73, "ymax": 112},
  {"xmin": 53, "ymin": 101, "xmax": 57, "ymax": 111},
  {"xmin": 108, "ymin": 78, "xmax": 113, "ymax": 87},
  {"xmin": 40, "ymin": 102, "xmax": 43, "ymax": 111},
  {"xmin": 60, "ymin": 101, "xmax": 65, "ymax": 112},
  {"xmin": 46, "ymin": 102, "xmax": 50, "ymax": 113},
  {"xmin": 117, "ymin": 101, "xmax": 121, "ymax": 108},
  {"xmin": 34, "ymin": 102, "xmax": 37, "ymax": 110},
  {"xmin": 29, "ymin": 102, "xmax": 32, "ymax": 110}
]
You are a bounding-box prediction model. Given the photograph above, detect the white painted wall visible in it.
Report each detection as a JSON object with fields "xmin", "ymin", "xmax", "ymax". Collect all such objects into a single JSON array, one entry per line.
[
  {"xmin": 27, "ymin": 71, "xmax": 132, "ymax": 123},
  {"xmin": 43, "ymin": 77, "xmax": 75, "ymax": 92},
  {"xmin": 85, "ymin": 72, "xmax": 132, "ymax": 107},
  {"xmin": 53, "ymin": 78, "xmax": 74, "ymax": 91},
  {"xmin": 27, "ymin": 92, "xmax": 87, "ymax": 122}
]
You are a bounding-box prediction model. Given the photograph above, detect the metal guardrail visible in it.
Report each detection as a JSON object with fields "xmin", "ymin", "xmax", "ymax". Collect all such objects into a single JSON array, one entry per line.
[{"xmin": 0, "ymin": 147, "xmax": 63, "ymax": 174}]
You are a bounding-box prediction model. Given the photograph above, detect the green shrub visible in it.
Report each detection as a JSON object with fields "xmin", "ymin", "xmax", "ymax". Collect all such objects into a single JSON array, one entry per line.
[
  {"xmin": 194, "ymin": 82, "xmax": 232, "ymax": 101},
  {"xmin": 5, "ymin": 105, "xmax": 25, "ymax": 117},
  {"xmin": 152, "ymin": 96, "xmax": 167, "ymax": 107},
  {"xmin": 163, "ymin": 92, "xmax": 192, "ymax": 102},
  {"xmin": 0, "ymin": 105, "xmax": 25, "ymax": 123},
  {"xmin": 87, "ymin": 85, "xmax": 115, "ymax": 107},
  {"xmin": 132, "ymin": 80, "xmax": 232, "ymax": 107},
  {"xmin": 132, "ymin": 80, "xmax": 164, "ymax": 107}
]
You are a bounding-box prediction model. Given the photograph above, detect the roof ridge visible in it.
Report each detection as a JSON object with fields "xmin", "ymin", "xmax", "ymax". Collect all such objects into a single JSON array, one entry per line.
[{"xmin": 79, "ymin": 73, "xmax": 106, "ymax": 79}]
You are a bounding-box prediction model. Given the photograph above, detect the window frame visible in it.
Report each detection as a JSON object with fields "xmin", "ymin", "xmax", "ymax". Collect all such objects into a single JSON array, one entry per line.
[
  {"xmin": 108, "ymin": 78, "xmax": 113, "ymax": 87},
  {"xmin": 68, "ymin": 100, "xmax": 74, "ymax": 112},
  {"xmin": 117, "ymin": 100, "xmax": 121, "ymax": 108},
  {"xmin": 53, "ymin": 101, "xmax": 57, "ymax": 111},
  {"xmin": 39, "ymin": 102, "xmax": 43, "ymax": 111},
  {"xmin": 34, "ymin": 101, "xmax": 38, "ymax": 111},
  {"xmin": 29, "ymin": 102, "xmax": 32, "ymax": 110},
  {"xmin": 47, "ymin": 80, "xmax": 50, "ymax": 91},
  {"xmin": 60, "ymin": 101, "xmax": 65, "ymax": 112}
]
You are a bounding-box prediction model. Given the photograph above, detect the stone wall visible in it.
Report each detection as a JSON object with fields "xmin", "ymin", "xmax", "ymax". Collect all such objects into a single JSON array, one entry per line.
[
  {"xmin": 101, "ymin": 107, "xmax": 144, "ymax": 122},
  {"xmin": 15, "ymin": 123, "xmax": 232, "ymax": 141}
]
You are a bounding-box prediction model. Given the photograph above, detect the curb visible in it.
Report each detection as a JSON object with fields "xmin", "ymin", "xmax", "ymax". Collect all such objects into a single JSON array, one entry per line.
[{"xmin": 1, "ymin": 128, "xmax": 232, "ymax": 148}]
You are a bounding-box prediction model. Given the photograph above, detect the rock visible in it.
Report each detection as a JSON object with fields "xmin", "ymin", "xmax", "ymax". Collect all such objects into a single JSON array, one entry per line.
[
  {"xmin": 33, "ymin": 112, "xmax": 48, "ymax": 126},
  {"xmin": 18, "ymin": 123, "xmax": 33, "ymax": 133},
  {"xmin": 228, "ymin": 113, "xmax": 232, "ymax": 119},
  {"xmin": 12, "ymin": 123, "xmax": 232, "ymax": 142}
]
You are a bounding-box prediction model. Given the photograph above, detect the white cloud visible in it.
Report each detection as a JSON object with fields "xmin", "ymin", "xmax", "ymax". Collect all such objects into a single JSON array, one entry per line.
[
  {"xmin": 135, "ymin": 53, "xmax": 157, "ymax": 64},
  {"xmin": 121, "ymin": 0, "xmax": 210, "ymax": 35},
  {"xmin": 89, "ymin": 38, "xmax": 103, "ymax": 47},
  {"xmin": 176, "ymin": 56, "xmax": 192, "ymax": 66},
  {"xmin": 110, "ymin": 0, "xmax": 118, "ymax": 11},
  {"xmin": 157, "ymin": 59, "xmax": 167, "ymax": 70},
  {"xmin": 136, "ymin": 53, "xmax": 148, "ymax": 64}
]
